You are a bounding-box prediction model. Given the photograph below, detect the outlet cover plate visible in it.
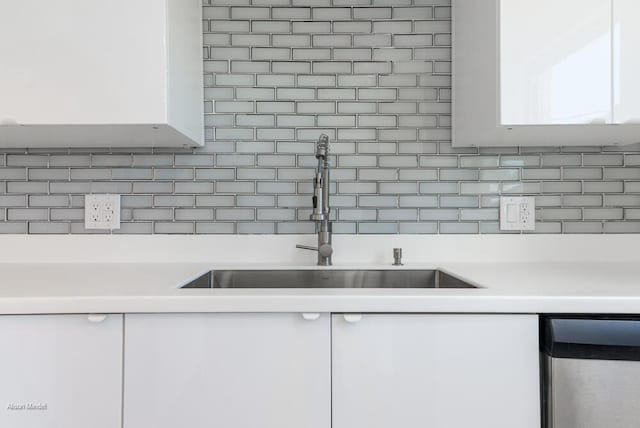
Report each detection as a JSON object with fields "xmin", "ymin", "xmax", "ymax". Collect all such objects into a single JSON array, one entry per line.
[
  {"xmin": 500, "ymin": 196, "xmax": 535, "ymax": 231},
  {"xmin": 85, "ymin": 194, "xmax": 121, "ymax": 230}
]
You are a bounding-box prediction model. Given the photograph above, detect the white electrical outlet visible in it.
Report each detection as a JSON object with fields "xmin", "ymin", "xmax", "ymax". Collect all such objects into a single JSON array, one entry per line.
[
  {"xmin": 85, "ymin": 194, "xmax": 121, "ymax": 230},
  {"xmin": 500, "ymin": 197, "xmax": 535, "ymax": 231}
]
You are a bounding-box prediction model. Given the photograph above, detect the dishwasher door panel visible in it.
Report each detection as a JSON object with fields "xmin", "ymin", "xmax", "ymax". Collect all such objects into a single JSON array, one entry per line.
[{"xmin": 550, "ymin": 356, "xmax": 640, "ymax": 428}]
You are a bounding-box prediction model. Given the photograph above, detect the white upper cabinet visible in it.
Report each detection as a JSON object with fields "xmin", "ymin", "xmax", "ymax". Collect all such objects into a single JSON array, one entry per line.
[
  {"xmin": 0, "ymin": 0, "xmax": 203, "ymax": 148},
  {"xmin": 453, "ymin": 0, "xmax": 640, "ymax": 146},
  {"xmin": 614, "ymin": 0, "xmax": 640, "ymax": 124},
  {"xmin": 501, "ymin": 0, "xmax": 612, "ymax": 126}
]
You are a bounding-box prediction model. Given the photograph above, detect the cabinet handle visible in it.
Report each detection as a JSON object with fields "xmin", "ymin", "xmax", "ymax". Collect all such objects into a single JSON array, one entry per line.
[
  {"xmin": 301, "ymin": 313, "xmax": 321, "ymax": 321},
  {"xmin": 343, "ymin": 314, "xmax": 362, "ymax": 323},
  {"xmin": 87, "ymin": 314, "xmax": 108, "ymax": 323}
]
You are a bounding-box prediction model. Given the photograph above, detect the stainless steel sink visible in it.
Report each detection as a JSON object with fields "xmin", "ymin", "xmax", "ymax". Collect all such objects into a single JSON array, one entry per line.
[{"xmin": 181, "ymin": 269, "xmax": 478, "ymax": 289}]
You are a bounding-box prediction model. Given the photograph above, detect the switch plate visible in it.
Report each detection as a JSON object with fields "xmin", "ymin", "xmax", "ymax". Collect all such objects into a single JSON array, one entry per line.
[
  {"xmin": 85, "ymin": 194, "xmax": 121, "ymax": 230},
  {"xmin": 500, "ymin": 197, "xmax": 535, "ymax": 231}
]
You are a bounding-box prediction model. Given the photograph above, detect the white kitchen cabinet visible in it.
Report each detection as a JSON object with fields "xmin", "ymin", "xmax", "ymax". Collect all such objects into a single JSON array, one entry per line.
[
  {"xmin": 332, "ymin": 314, "xmax": 540, "ymax": 428},
  {"xmin": 0, "ymin": 0, "xmax": 203, "ymax": 148},
  {"xmin": 501, "ymin": 0, "xmax": 612, "ymax": 126},
  {"xmin": 453, "ymin": 0, "xmax": 640, "ymax": 146},
  {"xmin": 123, "ymin": 313, "xmax": 331, "ymax": 428},
  {"xmin": 0, "ymin": 314, "xmax": 123, "ymax": 428},
  {"xmin": 614, "ymin": 0, "xmax": 640, "ymax": 123}
]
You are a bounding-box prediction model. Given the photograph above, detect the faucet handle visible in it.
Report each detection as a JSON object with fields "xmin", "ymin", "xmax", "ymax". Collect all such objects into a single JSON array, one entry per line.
[
  {"xmin": 297, "ymin": 244, "xmax": 318, "ymax": 252},
  {"xmin": 297, "ymin": 243, "xmax": 332, "ymax": 257}
]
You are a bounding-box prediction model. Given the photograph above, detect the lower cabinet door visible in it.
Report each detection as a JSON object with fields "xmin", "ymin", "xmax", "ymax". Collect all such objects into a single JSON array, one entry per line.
[
  {"xmin": 332, "ymin": 314, "xmax": 540, "ymax": 428},
  {"xmin": 0, "ymin": 314, "xmax": 123, "ymax": 428},
  {"xmin": 124, "ymin": 313, "xmax": 331, "ymax": 428}
]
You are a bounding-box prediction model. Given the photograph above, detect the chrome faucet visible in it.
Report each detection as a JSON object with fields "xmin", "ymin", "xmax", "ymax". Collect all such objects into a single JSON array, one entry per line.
[{"xmin": 296, "ymin": 134, "xmax": 333, "ymax": 266}]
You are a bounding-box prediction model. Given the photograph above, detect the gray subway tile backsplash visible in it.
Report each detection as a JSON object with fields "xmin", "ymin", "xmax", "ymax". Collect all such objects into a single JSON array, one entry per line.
[{"xmin": 0, "ymin": 0, "xmax": 639, "ymax": 234}]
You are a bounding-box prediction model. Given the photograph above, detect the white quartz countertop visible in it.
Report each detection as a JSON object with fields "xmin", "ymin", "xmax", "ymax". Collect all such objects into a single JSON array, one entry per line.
[{"xmin": 2, "ymin": 261, "xmax": 640, "ymax": 314}]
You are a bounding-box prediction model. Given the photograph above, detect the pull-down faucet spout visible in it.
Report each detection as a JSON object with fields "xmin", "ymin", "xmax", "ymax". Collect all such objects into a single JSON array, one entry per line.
[{"xmin": 296, "ymin": 134, "xmax": 333, "ymax": 266}]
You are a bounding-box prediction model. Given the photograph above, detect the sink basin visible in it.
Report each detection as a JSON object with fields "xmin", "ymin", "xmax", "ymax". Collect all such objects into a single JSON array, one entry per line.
[{"xmin": 181, "ymin": 269, "xmax": 478, "ymax": 289}]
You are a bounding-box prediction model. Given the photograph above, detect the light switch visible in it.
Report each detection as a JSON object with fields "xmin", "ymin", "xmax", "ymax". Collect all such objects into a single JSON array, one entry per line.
[{"xmin": 500, "ymin": 197, "xmax": 535, "ymax": 231}]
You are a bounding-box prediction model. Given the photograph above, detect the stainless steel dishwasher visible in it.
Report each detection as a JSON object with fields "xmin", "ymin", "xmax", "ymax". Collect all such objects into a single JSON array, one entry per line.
[{"xmin": 542, "ymin": 316, "xmax": 640, "ymax": 428}]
